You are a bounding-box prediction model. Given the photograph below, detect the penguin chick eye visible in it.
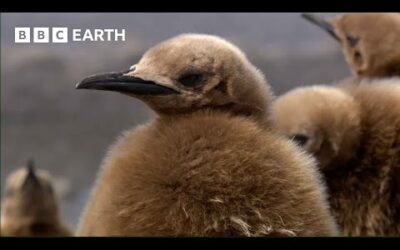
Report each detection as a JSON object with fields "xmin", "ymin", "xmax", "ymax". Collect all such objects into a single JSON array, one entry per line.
[
  {"xmin": 346, "ymin": 35, "xmax": 359, "ymax": 48},
  {"xmin": 353, "ymin": 50, "xmax": 363, "ymax": 66},
  {"xmin": 178, "ymin": 73, "xmax": 204, "ymax": 88},
  {"xmin": 291, "ymin": 134, "xmax": 309, "ymax": 147}
]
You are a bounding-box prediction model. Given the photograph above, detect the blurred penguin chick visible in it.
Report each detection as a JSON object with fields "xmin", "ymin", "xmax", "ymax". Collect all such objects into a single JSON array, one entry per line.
[
  {"xmin": 1, "ymin": 160, "xmax": 72, "ymax": 236},
  {"xmin": 272, "ymin": 78, "xmax": 400, "ymax": 235},
  {"xmin": 75, "ymin": 34, "xmax": 338, "ymax": 236},
  {"xmin": 303, "ymin": 13, "xmax": 400, "ymax": 78},
  {"xmin": 272, "ymin": 85, "xmax": 361, "ymax": 170}
]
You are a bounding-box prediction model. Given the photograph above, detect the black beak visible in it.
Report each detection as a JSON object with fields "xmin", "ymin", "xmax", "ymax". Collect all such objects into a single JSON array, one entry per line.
[
  {"xmin": 23, "ymin": 158, "xmax": 40, "ymax": 188},
  {"xmin": 301, "ymin": 13, "xmax": 339, "ymax": 41},
  {"xmin": 75, "ymin": 70, "xmax": 178, "ymax": 95}
]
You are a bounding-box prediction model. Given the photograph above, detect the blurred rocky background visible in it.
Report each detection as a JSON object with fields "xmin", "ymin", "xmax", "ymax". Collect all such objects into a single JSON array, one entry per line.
[{"xmin": 1, "ymin": 13, "xmax": 350, "ymax": 231}]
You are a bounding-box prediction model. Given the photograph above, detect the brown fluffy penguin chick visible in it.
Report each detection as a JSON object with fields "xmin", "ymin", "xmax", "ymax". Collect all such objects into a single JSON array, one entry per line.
[
  {"xmin": 75, "ymin": 34, "xmax": 338, "ymax": 236},
  {"xmin": 1, "ymin": 160, "xmax": 72, "ymax": 236},
  {"xmin": 272, "ymin": 79, "xmax": 400, "ymax": 236},
  {"xmin": 302, "ymin": 13, "xmax": 400, "ymax": 78}
]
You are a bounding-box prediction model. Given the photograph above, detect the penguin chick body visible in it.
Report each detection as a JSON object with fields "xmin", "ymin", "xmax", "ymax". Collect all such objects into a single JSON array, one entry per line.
[
  {"xmin": 302, "ymin": 13, "xmax": 400, "ymax": 78},
  {"xmin": 76, "ymin": 34, "xmax": 338, "ymax": 236},
  {"xmin": 1, "ymin": 161, "xmax": 72, "ymax": 236},
  {"xmin": 272, "ymin": 78, "xmax": 400, "ymax": 236}
]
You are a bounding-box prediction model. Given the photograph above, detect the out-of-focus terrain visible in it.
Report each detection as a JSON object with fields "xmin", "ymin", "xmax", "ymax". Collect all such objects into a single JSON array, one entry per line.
[{"xmin": 1, "ymin": 13, "xmax": 350, "ymax": 230}]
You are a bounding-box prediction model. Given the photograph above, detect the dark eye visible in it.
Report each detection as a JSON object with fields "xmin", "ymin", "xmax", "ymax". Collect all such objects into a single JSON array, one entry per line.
[
  {"xmin": 346, "ymin": 35, "xmax": 359, "ymax": 48},
  {"xmin": 353, "ymin": 50, "xmax": 363, "ymax": 65},
  {"xmin": 291, "ymin": 134, "xmax": 309, "ymax": 146},
  {"xmin": 178, "ymin": 73, "xmax": 203, "ymax": 88}
]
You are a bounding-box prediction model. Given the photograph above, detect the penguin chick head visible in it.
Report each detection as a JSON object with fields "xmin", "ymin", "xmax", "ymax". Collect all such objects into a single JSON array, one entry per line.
[
  {"xmin": 272, "ymin": 85, "xmax": 361, "ymax": 170},
  {"xmin": 302, "ymin": 13, "xmax": 400, "ymax": 77},
  {"xmin": 76, "ymin": 34, "xmax": 271, "ymax": 121},
  {"xmin": 2, "ymin": 160, "xmax": 59, "ymax": 221}
]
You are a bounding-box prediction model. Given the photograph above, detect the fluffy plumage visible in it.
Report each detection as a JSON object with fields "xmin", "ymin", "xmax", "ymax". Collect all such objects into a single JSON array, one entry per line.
[
  {"xmin": 76, "ymin": 34, "xmax": 338, "ymax": 236},
  {"xmin": 303, "ymin": 13, "xmax": 400, "ymax": 78},
  {"xmin": 1, "ymin": 161, "xmax": 72, "ymax": 236},
  {"xmin": 272, "ymin": 78, "xmax": 400, "ymax": 236}
]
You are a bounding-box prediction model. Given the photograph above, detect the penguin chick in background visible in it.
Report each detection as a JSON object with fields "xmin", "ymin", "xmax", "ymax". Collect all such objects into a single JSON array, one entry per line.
[
  {"xmin": 75, "ymin": 33, "xmax": 338, "ymax": 236},
  {"xmin": 302, "ymin": 13, "xmax": 400, "ymax": 78},
  {"xmin": 272, "ymin": 78, "xmax": 400, "ymax": 236},
  {"xmin": 273, "ymin": 85, "xmax": 361, "ymax": 170},
  {"xmin": 1, "ymin": 160, "xmax": 72, "ymax": 236}
]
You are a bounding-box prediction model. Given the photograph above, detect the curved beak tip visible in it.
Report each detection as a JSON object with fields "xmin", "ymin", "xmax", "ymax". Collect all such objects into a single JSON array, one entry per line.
[
  {"xmin": 75, "ymin": 81, "xmax": 84, "ymax": 89},
  {"xmin": 300, "ymin": 13, "xmax": 339, "ymax": 41}
]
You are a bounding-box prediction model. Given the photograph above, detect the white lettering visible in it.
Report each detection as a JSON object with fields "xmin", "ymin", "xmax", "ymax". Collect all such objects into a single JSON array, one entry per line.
[
  {"xmin": 104, "ymin": 29, "xmax": 114, "ymax": 41},
  {"xmin": 94, "ymin": 29, "xmax": 104, "ymax": 41},
  {"xmin": 73, "ymin": 29, "xmax": 81, "ymax": 41},
  {"xmin": 115, "ymin": 29, "xmax": 125, "ymax": 41},
  {"xmin": 15, "ymin": 27, "xmax": 127, "ymax": 43},
  {"xmin": 82, "ymin": 29, "xmax": 93, "ymax": 41}
]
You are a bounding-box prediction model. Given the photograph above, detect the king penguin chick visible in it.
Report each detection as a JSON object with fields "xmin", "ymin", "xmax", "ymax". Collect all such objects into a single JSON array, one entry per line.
[
  {"xmin": 272, "ymin": 78, "xmax": 400, "ymax": 236},
  {"xmin": 75, "ymin": 34, "xmax": 338, "ymax": 236},
  {"xmin": 1, "ymin": 160, "xmax": 72, "ymax": 236},
  {"xmin": 302, "ymin": 13, "xmax": 400, "ymax": 78}
]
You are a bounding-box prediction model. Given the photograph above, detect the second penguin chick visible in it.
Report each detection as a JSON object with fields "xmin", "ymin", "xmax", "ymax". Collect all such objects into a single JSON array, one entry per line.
[
  {"xmin": 1, "ymin": 160, "xmax": 72, "ymax": 236},
  {"xmin": 272, "ymin": 78, "xmax": 400, "ymax": 236},
  {"xmin": 75, "ymin": 34, "xmax": 338, "ymax": 236},
  {"xmin": 302, "ymin": 13, "xmax": 400, "ymax": 78}
]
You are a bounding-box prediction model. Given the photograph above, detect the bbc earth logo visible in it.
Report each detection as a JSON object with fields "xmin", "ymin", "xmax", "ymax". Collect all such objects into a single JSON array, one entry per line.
[{"xmin": 15, "ymin": 27, "xmax": 126, "ymax": 43}]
